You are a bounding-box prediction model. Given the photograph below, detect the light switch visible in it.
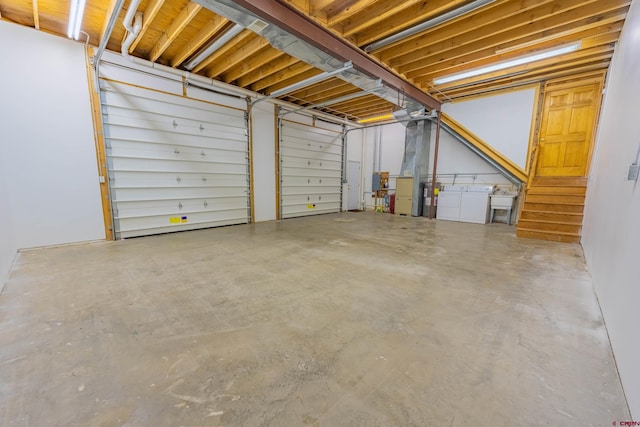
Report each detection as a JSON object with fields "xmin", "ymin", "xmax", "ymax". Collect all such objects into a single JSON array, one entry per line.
[{"xmin": 628, "ymin": 164, "xmax": 639, "ymax": 181}]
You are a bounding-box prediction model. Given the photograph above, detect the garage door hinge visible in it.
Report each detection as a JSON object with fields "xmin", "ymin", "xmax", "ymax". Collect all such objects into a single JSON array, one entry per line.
[{"xmin": 173, "ymin": 120, "xmax": 178, "ymax": 128}]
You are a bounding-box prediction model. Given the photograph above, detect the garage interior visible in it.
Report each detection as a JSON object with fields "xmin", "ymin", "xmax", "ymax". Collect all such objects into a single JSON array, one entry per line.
[{"xmin": 0, "ymin": 0, "xmax": 638, "ymax": 425}]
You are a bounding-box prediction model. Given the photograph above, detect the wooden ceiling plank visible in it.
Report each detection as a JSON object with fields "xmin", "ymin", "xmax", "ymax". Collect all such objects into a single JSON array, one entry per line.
[
  {"xmin": 32, "ymin": 0, "xmax": 39, "ymax": 29},
  {"xmin": 376, "ymin": 0, "xmax": 555, "ymax": 62},
  {"xmin": 191, "ymin": 29, "xmax": 253, "ymax": 73},
  {"xmin": 441, "ymin": 63, "xmax": 610, "ymax": 100},
  {"xmin": 236, "ymin": 54, "xmax": 299, "ymax": 88},
  {"xmin": 288, "ymin": 78, "xmax": 351, "ymax": 99},
  {"xmin": 340, "ymin": 0, "xmax": 423, "ymax": 37},
  {"xmin": 206, "ymin": 34, "xmax": 270, "ymax": 78},
  {"xmin": 170, "ymin": 15, "xmax": 228, "ymax": 67},
  {"xmin": 128, "ymin": 0, "xmax": 165, "ymax": 53},
  {"xmin": 428, "ymin": 49, "xmax": 614, "ymax": 90},
  {"xmin": 222, "ymin": 48, "xmax": 284, "ymax": 83},
  {"xmin": 427, "ymin": 46, "xmax": 614, "ymax": 90},
  {"xmin": 400, "ymin": 9, "xmax": 626, "ymax": 78},
  {"xmin": 408, "ymin": 21, "xmax": 623, "ymax": 82},
  {"xmin": 309, "ymin": 0, "xmax": 335, "ymax": 22},
  {"xmin": 299, "ymin": 85, "xmax": 361, "ymax": 104},
  {"xmin": 98, "ymin": 0, "xmax": 119, "ymax": 43},
  {"xmin": 354, "ymin": 0, "xmax": 497, "ymax": 47},
  {"xmin": 149, "ymin": 2, "xmax": 202, "ymax": 62},
  {"xmin": 324, "ymin": 0, "xmax": 367, "ymax": 24},
  {"xmin": 347, "ymin": 105, "xmax": 393, "ymax": 117},
  {"xmin": 394, "ymin": 2, "xmax": 627, "ymax": 72},
  {"xmin": 330, "ymin": 95, "xmax": 384, "ymax": 111},
  {"xmin": 255, "ymin": 64, "xmax": 318, "ymax": 93}
]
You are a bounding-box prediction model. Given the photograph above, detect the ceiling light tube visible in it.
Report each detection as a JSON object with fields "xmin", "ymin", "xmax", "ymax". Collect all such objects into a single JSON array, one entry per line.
[
  {"xmin": 433, "ymin": 42, "xmax": 582, "ymax": 85},
  {"xmin": 364, "ymin": 0, "xmax": 496, "ymax": 52},
  {"xmin": 67, "ymin": 0, "xmax": 87, "ymax": 40},
  {"xmin": 268, "ymin": 62, "xmax": 353, "ymax": 98},
  {"xmin": 185, "ymin": 24, "xmax": 244, "ymax": 70}
]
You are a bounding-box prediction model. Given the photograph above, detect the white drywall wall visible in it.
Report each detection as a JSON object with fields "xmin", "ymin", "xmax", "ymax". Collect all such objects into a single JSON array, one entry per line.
[
  {"xmin": 0, "ymin": 21, "xmax": 105, "ymax": 250},
  {"xmin": 360, "ymin": 119, "xmax": 514, "ymax": 209},
  {"xmin": 581, "ymin": 0, "xmax": 640, "ymax": 416},
  {"xmin": 442, "ymin": 88, "xmax": 536, "ymax": 170},
  {"xmin": 0, "ymin": 156, "xmax": 18, "ymax": 290},
  {"xmin": 252, "ymin": 102, "xmax": 277, "ymax": 221}
]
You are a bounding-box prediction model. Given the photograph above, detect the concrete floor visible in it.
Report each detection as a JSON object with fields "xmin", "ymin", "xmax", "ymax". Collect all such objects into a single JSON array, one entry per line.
[{"xmin": 0, "ymin": 212, "xmax": 629, "ymax": 426}]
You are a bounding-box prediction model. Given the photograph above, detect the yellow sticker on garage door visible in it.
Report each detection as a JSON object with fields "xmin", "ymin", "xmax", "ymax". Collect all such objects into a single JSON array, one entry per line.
[
  {"xmin": 307, "ymin": 204, "xmax": 316, "ymax": 209},
  {"xmin": 169, "ymin": 217, "xmax": 181, "ymax": 224}
]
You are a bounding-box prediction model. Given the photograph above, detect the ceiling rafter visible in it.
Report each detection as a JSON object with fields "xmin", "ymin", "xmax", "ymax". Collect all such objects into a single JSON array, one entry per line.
[
  {"xmin": 191, "ymin": 28, "xmax": 253, "ymax": 73},
  {"xmin": 325, "ymin": 0, "xmax": 370, "ymax": 26},
  {"xmin": 393, "ymin": 1, "xmax": 628, "ymax": 73},
  {"xmin": 237, "ymin": 55, "xmax": 300, "ymax": 88},
  {"xmin": 221, "ymin": 48, "xmax": 284, "ymax": 83},
  {"xmin": 205, "ymin": 33, "xmax": 270, "ymax": 78},
  {"xmin": 149, "ymin": 1, "xmax": 202, "ymax": 62},
  {"xmin": 427, "ymin": 45, "xmax": 615, "ymax": 90},
  {"xmin": 128, "ymin": 0, "xmax": 165, "ymax": 53},
  {"xmin": 353, "ymin": 0, "xmax": 495, "ymax": 47},
  {"xmin": 411, "ymin": 24, "xmax": 622, "ymax": 84},
  {"xmin": 376, "ymin": 0, "xmax": 554, "ymax": 62},
  {"xmin": 259, "ymin": 66, "xmax": 320, "ymax": 94},
  {"xmin": 170, "ymin": 15, "xmax": 228, "ymax": 67},
  {"xmin": 338, "ymin": 0, "xmax": 424, "ymax": 37},
  {"xmin": 31, "ymin": 0, "xmax": 38, "ymax": 29}
]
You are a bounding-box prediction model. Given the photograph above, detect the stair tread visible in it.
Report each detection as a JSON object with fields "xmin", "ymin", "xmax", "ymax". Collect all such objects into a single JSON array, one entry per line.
[
  {"xmin": 519, "ymin": 218, "xmax": 582, "ymax": 226},
  {"xmin": 522, "ymin": 209, "xmax": 583, "ymax": 215},
  {"xmin": 516, "ymin": 227, "xmax": 580, "ymax": 237}
]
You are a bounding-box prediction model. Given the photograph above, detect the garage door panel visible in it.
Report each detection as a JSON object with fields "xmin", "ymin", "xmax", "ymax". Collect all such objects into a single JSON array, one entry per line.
[
  {"xmin": 280, "ymin": 137, "xmax": 343, "ymax": 153},
  {"xmin": 106, "ymin": 126, "xmax": 246, "ymax": 150},
  {"xmin": 102, "ymin": 82, "xmax": 246, "ymax": 126},
  {"xmin": 101, "ymin": 80, "xmax": 249, "ymax": 239},
  {"xmin": 110, "ymin": 171, "xmax": 248, "ymax": 188},
  {"xmin": 279, "ymin": 119, "xmax": 344, "ymax": 219},
  {"xmin": 115, "ymin": 197, "xmax": 248, "ymax": 218},
  {"xmin": 108, "ymin": 143, "xmax": 247, "ymax": 164},
  {"xmin": 110, "ymin": 157, "xmax": 246, "ymax": 175},
  {"xmin": 281, "ymin": 166, "xmax": 342, "ymax": 179},
  {"xmin": 117, "ymin": 211, "xmax": 249, "ymax": 238},
  {"xmin": 281, "ymin": 157, "xmax": 341, "ymax": 171},
  {"xmin": 104, "ymin": 105, "xmax": 247, "ymax": 138},
  {"xmin": 281, "ymin": 176, "xmax": 342, "ymax": 187},
  {"xmin": 111, "ymin": 186, "xmax": 248, "ymax": 202}
]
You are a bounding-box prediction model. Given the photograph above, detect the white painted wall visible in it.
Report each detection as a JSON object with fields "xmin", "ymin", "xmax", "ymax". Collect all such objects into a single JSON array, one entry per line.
[
  {"xmin": 0, "ymin": 156, "xmax": 18, "ymax": 290},
  {"xmin": 582, "ymin": 0, "xmax": 640, "ymax": 417},
  {"xmin": 442, "ymin": 87, "xmax": 536, "ymax": 170},
  {"xmin": 0, "ymin": 21, "xmax": 105, "ymax": 253},
  {"xmin": 359, "ymin": 119, "xmax": 515, "ymax": 210},
  {"xmin": 252, "ymin": 102, "xmax": 277, "ymax": 221}
]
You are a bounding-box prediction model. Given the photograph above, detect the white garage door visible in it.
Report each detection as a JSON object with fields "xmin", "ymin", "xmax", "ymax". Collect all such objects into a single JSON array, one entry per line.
[
  {"xmin": 100, "ymin": 80, "xmax": 250, "ymax": 239},
  {"xmin": 280, "ymin": 118, "xmax": 344, "ymax": 219}
]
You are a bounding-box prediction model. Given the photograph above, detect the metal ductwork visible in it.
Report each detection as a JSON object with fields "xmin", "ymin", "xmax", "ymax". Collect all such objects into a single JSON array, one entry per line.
[{"xmin": 193, "ymin": 0, "xmax": 441, "ymax": 115}]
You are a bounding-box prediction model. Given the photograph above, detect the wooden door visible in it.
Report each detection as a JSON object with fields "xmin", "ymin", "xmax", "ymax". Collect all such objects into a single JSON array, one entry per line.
[{"xmin": 535, "ymin": 82, "xmax": 601, "ymax": 177}]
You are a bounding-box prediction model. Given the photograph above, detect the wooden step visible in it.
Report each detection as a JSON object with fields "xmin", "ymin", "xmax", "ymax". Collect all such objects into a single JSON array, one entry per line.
[
  {"xmin": 520, "ymin": 210, "xmax": 583, "ymax": 224},
  {"xmin": 517, "ymin": 219, "xmax": 582, "ymax": 234},
  {"xmin": 516, "ymin": 228, "xmax": 581, "ymax": 244},
  {"xmin": 524, "ymin": 202, "xmax": 584, "ymax": 213},
  {"xmin": 524, "ymin": 194, "xmax": 585, "ymax": 204},
  {"xmin": 527, "ymin": 186, "xmax": 586, "ymax": 195},
  {"xmin": 531, "ymin": 176, "xmax": 588, "ymax": 187}
]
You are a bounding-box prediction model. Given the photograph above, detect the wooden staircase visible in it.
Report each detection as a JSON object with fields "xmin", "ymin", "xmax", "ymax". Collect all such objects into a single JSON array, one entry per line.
[{"xmin": 516, "ymin": 177, "xmax": 587, "ymax": 243}]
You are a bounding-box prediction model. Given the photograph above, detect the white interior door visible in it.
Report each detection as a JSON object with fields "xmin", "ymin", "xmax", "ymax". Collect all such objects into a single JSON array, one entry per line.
[
  {"xmin": 280, "ymin": 119, "xmax": 344, "ymax": 218},
  {"xmin": 347, "ymin": 161, "xmax": 361, "ymax": 210},
  {"xmin": 100, "ymin": 80, "xmax": 250, "ymax": 239}
]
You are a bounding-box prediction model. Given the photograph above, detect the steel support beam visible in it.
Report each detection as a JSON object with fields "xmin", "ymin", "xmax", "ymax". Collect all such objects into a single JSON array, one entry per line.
[{"xmin": 228, "ymin": 0, "xmax": 441, "ymax": 111}]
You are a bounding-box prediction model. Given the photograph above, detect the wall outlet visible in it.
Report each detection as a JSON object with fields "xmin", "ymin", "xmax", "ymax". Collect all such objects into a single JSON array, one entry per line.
[{"xmin": 628, "ymin": 163, "xmax": 639, "ymax": 181}]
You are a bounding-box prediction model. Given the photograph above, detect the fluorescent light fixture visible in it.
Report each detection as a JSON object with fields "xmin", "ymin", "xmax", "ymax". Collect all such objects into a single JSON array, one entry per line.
[
  {"xmin": 357, "ymin": 113, "xmax": 394, "ymax": 124},
  {"xmin": 364, "ymin": 0, "xmax": 496, "ymax": 52},
  {"xmin": 433, "ymin": 42, "xmax": 582, "ymax": 85},
  {"xmin": 67, "ymin": 0, "xmax": 87, "ymax": 40}
]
